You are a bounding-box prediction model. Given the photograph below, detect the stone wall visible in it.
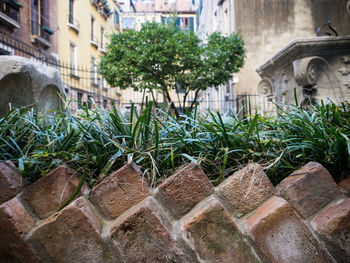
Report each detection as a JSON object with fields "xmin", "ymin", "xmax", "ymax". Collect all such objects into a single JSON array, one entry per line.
[
  {"xmin": 0, "ymin": 160, "xmax": 349, "ymax": 263},
  {"xmin": 234, "ymin": 0, "xmax": 350, "ymax": 96},
  {"xmin": 0, "ymin": 56, "xmax": 65, "ymax": 117}
]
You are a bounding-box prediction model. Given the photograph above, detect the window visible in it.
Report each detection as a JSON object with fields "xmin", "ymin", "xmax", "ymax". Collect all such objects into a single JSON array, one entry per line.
[
  {"xmin": 77, "ymin": 92, "xmax": 83, "ymax": 108},
  {"xmin": 114, "ymin": 8, "xmax": 119, "ymax": 28},
  {"xmin": 100, "ymin": 26, "xmax": 105, "ymax": 50},
  {"xmin": 91, "ymin": 16, "xmax": 96, "ymax": 42},
  {"xmin": 0, "ymin": 0, "xmax": 20, "ymax": 25},
  {"xmin": 103, "ymin": 99, "xmax": 108, "ymax": 108},
  {"xmin": 102, "ymin": 77, "xmax": 107, "ymax": 89},
  {"xmin": 91, "ymin": 56, "xmax": 98, "ymax": 85},
  {"xmin": 68, "ymin": 0, "xmax": 74, "ymax": 24},
  {"xmin": 70, "ymin": 42, "xmax": 77, "ymax": 76},
  {"xmin": 87, "ymin": 95, "xmax": 93, "ymax": 109},
  {"xmin": 68, "ymin": 0, "xmax": 79, "ymax": 32},
  {"xmin": 122, "ymin": 17, "xmax": 135, "ymax": 30},
  {"xmin": 31, "ymin": 0, "xmax": 52, "ymax": 43},
  {"xmin": 176, "ymin": 17, "xmax": 194, "ymax": 31}
]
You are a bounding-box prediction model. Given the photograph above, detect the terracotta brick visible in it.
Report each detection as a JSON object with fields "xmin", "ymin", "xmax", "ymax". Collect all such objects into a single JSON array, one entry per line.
[
  {"xmin": 110, "ymin": 196, "xmax": 192, "ymax": 262},
  {"xmin": 276, "ymin": 162, "xmax": 341, "ymax": 219},
  {"xmin": 28, "ymin": 197, "xmax": 116, "ymax": 263},
  {"xmin": 20, "ymin": 165, "xmax": 88, "ymax": 219},
  {"xmin": 245, "ymin": 196, "xmax": 331, "ymax": 263},
  {"xmin": 311, "ymin": 198, "xmax": 350, "ymax": 262},
  {"xmin": 216, "ymin": 163, "xmax": 274, "ymax": 218},
  {"xmin": 89, "ymin": 162, "xmax": 150, "ymax": 219},
  {"xmin": 181, "ymin": 196, "xmax": 260, "ymax": 263},
  {"xmin": 154, "ymin": 163, "xmax": 213, "ymax": 219},
  {"xmin": 0, "ymin": 161, "xmax": 22, "ymax": 204},
  {"xmin": 0, "ymin": 196, "xmax": 39, "ymax": 263}
]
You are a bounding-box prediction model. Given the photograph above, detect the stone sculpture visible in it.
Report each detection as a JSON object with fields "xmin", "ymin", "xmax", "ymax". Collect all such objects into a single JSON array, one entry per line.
[{"xmin": 0, "ymin": 56, "xmax": 65, "ymax": 116}]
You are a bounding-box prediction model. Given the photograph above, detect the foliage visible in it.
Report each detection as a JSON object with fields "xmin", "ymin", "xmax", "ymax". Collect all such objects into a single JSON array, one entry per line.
[
  {"xmin": 99, "ymin": 20, "xmax": 245, "ymax": 116},
  {"xmin": 0, "ymin": 100, "xmax": 349, "ymax": 187}
]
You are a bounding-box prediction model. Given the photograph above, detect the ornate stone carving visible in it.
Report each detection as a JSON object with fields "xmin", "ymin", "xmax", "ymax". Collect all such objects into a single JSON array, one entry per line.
[
  {"xmin": 292, "ymin": 56, "xmax": 328, "ymax": 86},
  {"xmin": 257, "ymin": 78, "xmax": 273, "ymax": 97},
  {"xmin": 257, "ymin": 36, "xmax": 350, "ymax": 105}
]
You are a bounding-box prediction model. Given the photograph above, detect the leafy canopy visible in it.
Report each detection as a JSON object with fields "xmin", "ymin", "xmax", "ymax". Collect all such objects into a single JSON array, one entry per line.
[{"xmin": 100, "ymin": 20, "xmax": 245, "ymax": 113}]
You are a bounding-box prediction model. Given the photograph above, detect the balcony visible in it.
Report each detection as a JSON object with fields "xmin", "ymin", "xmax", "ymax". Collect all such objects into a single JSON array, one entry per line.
[
  {"xmin": 99, "ymin": 6, "xmax": 111, "ymax": 19},
  {"xmin": 31, "ymin": 21, "xmax": 53, "ymax": 48},
  {"xmin": 68, "ymin": 15, "xmax": 80, "ymax": 33},
  {"xmin": 0, "ymin": 0, "xmax": 20, "ymax": 28},
  {"xmin": 90, "ymin": 0, "xmax": 99, "ymax": 8},
  {"xmin": 90, "ymin": 0, "xmax": 111, "ymax": 19}
]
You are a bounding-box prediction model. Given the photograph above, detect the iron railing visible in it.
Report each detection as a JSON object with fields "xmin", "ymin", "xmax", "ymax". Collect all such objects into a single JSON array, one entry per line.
[{"xmin": 0, "ymin": 30, "xmax": 118, "ymax": 110}]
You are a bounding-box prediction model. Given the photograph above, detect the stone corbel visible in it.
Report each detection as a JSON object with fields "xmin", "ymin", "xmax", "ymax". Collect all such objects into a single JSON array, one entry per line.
[
  {"xmin": 257, "ymin": 78, "xmax": 273, "ymax": 97},
  {"xmin": 292, "ymin": 56, "xmax": 330, "ymax": 86}
]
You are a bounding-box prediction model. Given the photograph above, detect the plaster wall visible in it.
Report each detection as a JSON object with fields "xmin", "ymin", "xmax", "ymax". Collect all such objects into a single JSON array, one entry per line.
[
  {"xmin": 193, "ymin": 0, "xmax": 350, "ymax": 98},
  {"xmin": 57, "ymin": 0, "xmax": 122, "ymax": 108},
  {"xmin": 234, "ymin": 0, "xmax": 350, "ymax": 95}
]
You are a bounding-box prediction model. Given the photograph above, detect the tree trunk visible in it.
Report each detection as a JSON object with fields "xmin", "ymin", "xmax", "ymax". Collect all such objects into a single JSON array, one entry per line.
[
  {"xmin": 164, "ymin": 89, "xmax": 180, "ymax": 118},
  {"xmin": 189, "ymin": 89, "xmax": 202, "ymax": 113}
]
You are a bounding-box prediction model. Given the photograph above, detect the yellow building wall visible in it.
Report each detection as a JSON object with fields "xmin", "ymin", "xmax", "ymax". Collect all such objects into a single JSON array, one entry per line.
[{"xmin": 57, "ymin": 0, "xmax": 122, "ymax": 110}]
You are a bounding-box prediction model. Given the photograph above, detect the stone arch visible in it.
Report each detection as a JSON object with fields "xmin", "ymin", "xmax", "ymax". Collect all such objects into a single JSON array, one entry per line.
[
  {"xmin": 37, "ymin": 85, "xmax": 64, "ymax": 114},
  {"xmin": 0, "ymin": 72, "xmax": 33, "ymax": 117}
]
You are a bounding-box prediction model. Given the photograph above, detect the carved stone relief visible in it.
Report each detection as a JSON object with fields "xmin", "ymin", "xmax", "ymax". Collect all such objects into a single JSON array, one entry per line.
[{"xmin": 257, "ymin": 36, "xmax": 350, "ymax": 105}]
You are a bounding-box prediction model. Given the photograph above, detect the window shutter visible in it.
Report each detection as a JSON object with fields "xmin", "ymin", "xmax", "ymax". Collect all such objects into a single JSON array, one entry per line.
[
  {"xmin": 189, "ymin": 17, "xmax": 194, "ymax": 32},
  {"xmin": 175, "ymin": 17, "xmax": 180, "ymax": 28},
  {"xmin": 115, "ymin": 9, "xmax": 120, "ymax": 24}
]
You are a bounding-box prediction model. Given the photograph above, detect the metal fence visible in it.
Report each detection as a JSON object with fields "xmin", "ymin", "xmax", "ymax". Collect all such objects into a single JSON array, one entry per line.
[
  {"xmin": 0, "ymin": 30, "xmax": 274, "ymax": 115},
  {"xmin": 0, "ymin": 30, "xmax": 119, "ymax": 110}
]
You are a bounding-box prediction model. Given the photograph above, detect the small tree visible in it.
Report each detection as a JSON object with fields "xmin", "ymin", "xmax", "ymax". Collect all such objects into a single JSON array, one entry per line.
[{"xmin": 100, "ymin": 20, "xmax": 245, "ymax": 116}]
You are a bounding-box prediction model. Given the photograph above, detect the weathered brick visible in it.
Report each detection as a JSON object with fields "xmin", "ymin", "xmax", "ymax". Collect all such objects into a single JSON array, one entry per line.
[
  {"xmin": 276, "ymin": 162, "xmax": 341, "ymax": 219},
  {"xmin": 0, "ymin": 196, "xmax": 39, "ymax": 263},
  {"xmin": 28, "ymin": 197, "xmax": 116, "ymax": 263},
  {"xmin": 181, "ymin": 196, "xmax": 260, "ymax": 263},
  {"xmin": 21, "ymin": 165, "xmax": 88, "ymax": 219},
  {"xmin": 311, "ymin": 198, "xmax": 350, "ymax": 262},
  {"xmin": 0, "ymin": 161, "xmax": 22, "ymax": 204},
  {"xmin": 245, "ymin": 196, "xmax": 331, "ymax": 263},
  {"xmin": 110, "ymin": 196, "xmax": 192, "ymax": 263},
  {"xmin": 89, "ymin": 162, "xmax": 150, "ymax": 219},
  {"xmin": 154, "ymin": 163, "xmax": 213, "ymax": 219},
  {"xmin": 216, "ymin": 163, "xmax": 274, "ymax": 218}
]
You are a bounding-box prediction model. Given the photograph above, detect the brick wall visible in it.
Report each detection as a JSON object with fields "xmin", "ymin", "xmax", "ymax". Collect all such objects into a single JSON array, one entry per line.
[{"xmin": 0, "ymin": 160, "xmax": 349, "ymax": 262}]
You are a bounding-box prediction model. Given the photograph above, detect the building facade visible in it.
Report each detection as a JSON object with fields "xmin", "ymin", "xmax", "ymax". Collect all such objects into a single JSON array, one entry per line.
[
  {"xmin": 0, "ymin": 0, "xmax": 58, "ymax": 58},
  {"xmin": 192, "ymin": 0, "xmax": 350, "ymax": 113},
  {"xmin": 57, "ymin": 0, "xmax": 123, "ymax": 110}
]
